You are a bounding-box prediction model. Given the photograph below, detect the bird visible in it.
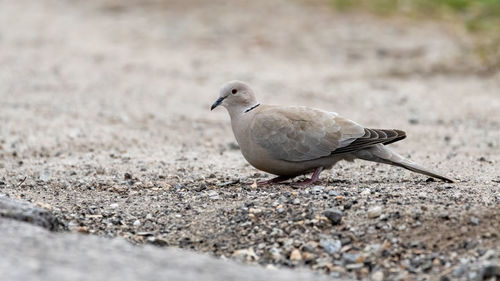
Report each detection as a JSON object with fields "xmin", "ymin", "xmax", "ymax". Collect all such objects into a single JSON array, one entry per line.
[{"xmin": 211, "ymin": 80, "xmax": 454, "ymax": 185}]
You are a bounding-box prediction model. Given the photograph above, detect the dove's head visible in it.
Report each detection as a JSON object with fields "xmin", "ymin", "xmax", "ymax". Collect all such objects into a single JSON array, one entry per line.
[{"xmin": 211, "ymin": 80, "xmax": 258, "ymax": 114}]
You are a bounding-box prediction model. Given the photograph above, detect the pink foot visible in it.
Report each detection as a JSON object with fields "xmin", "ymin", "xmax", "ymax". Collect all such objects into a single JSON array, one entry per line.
[
  {"xmin": 257, "ymin": 175, "xmax": 293, "ymax": 186},
  {"xmin": 291, "ymin": 167, "xmax": 324, "ymax": 186}
]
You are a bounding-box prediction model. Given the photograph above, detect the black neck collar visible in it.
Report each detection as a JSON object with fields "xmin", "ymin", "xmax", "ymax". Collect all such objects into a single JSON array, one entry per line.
[{"xmin": 244, "ymin": 103, "xmax": 260, "ymax": 113}]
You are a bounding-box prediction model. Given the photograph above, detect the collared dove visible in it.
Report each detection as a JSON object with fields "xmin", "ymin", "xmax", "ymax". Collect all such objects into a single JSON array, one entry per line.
[{"xmin": 211, "ymin": 80, "xmax": 454, "ymax": 185}]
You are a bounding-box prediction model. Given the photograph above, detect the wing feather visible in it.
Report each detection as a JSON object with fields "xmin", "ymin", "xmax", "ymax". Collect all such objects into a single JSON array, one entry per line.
[
  {"xmin": 250, "ymin": 106, "xmax": 364, "ymax": 162},
  {"xmin": 250, "ymin": 106, "xmax": 406, "ymax": 162}
]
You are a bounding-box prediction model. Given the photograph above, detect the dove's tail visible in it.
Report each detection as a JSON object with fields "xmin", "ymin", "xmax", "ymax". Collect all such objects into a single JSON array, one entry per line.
[{"xmin": 354, "ymin": 144, "xmax": 454, "ymax": 183}]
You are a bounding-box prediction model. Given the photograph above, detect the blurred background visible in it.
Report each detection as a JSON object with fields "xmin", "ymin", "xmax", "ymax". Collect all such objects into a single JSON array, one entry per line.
[
  {"xmin": 333, "ymin": 0, "xmax": 500, "ymax": 71},
  {"xmin": 1, "ymin": 0, "xmax": 499, "ymax": 163}
]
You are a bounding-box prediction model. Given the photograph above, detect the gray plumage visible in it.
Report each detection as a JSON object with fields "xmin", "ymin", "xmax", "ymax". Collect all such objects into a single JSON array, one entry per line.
[{"xmin": 211, "ymin": 80, "xmax": 454, "ymax": 184}]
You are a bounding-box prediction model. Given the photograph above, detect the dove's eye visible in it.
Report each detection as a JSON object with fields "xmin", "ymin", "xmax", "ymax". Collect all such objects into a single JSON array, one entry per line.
[{"xmin": 231, "ymin": 89, "xmax": 238, "ymax": 94}]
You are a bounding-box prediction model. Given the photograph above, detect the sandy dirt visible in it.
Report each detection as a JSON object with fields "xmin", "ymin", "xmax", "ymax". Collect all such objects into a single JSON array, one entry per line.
[{"xmin": 1, "ymin": 0, "xmax": 499, "ymax": 280}]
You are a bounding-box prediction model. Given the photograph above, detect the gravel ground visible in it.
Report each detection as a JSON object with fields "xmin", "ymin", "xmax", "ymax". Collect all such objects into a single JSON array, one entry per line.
[
  {"xmin": 0, "ymin": 212, "xmax": 334, "ymax": 281},
  {"xmin": 1, "ymin": 0, "xmax": 499, "ymax": 280}
]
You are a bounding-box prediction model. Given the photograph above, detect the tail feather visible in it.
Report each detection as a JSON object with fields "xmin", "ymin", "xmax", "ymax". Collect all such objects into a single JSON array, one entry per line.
[
  {"xmin": 354, "ymin": 144, "xmax": 454, "ymax": 183},
  {"xmin": 387, "ymin": 158, "xmax": 454, "ymax": 183}
]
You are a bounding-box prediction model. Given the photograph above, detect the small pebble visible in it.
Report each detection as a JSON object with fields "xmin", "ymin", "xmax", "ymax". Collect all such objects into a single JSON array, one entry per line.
[
  {"xmin": 232, "ymin": 248, "xmax": 258, "ymax": 262},
  {"xmin": 320, "ymin": 239, "xmax": 341, "ymax": 255},
  {"xmin": 195, "ymin": 184, "xmax": 207, "ymax": 192},
  {"xmin": 328, "ymin": 190, "xmax": 338, "ymax": 196},
  {"xmin": 345, "ymin": 263, "xmax": 363, "ymax": 270},
  {"xmin": 470, "ymin": 216, "xmax": 480, "ymax": 225},
  {"xmin": 367, "ymin": 206, "xmax": 382, "ymax": 218},
  {"xmin": 481, "ymin": 249, "xmax": 497, "ymax": 260},
  {"xmin": 418, "ymin": 192, "xmax": 427, "ymax": 199},
  {"xmin": 289, "ymin": 249, "xmax": 302, "ymax": 261},
  {"xmin": 481, "ymin": 264, "xmax": 500, "ymax": 279},
  {"xmin": 360, "ymin": 189, "xmax": 370, "ymax": 196},
  {"xmin": 302, "ymin": 252, "xmax": 315, "ymax": 262},
  {"xmin": 439, "ymin": 211, "xmax": 450, "ymax": 220},
  {"xmin": 207, "ymin": 190, "xmax": 220, "ymax": 200},
  {"xmin": 249, "ymin": 208, "xmax": 262, "ymax": 215},
  {"xmin": 269, "ymin": 247, "xmax": 282, "ymax": 261},
  {"xmin": 440, "ymin": 275, "xmax": 451, "ymax": 281},
  {"xmin": 303, "ymin": 241, "xmax": 317, "ymax": 253},
  {"xmin": 372, "ymin": 270, "xmax": 384, "ymax": 281},
  {"xmin": 310, "ymin": 185, "xmax": 324, "ymax": 195},
  {"xmin": 343, "ymin": 252, "xmax": 360, "ymax": 264},
  {"xmin": 453, "ymin": 262, "xmax": 468, "ymax": 277},
  {"xmin": 330, "ymin": 266, "xmax": 346, "ymax": 274},
  {"xmin": 323, "ymin": 208, "xmax": 343, "ymax": 225}
]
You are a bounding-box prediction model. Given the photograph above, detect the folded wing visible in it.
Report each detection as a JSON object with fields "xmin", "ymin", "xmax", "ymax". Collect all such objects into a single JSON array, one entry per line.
[{"xmin": 250, "ymin": 106, "xmax": 405, "ymax": 162}]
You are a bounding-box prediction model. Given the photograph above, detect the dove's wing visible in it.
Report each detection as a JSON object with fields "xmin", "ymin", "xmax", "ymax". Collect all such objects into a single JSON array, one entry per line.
[{"xmin": 250, "ymin": 106, "xmax": 405, "ymax": 162}]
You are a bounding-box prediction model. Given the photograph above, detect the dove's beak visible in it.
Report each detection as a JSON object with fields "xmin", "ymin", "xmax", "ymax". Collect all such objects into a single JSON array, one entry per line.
[{"xmin": 211, "ymin": 97, "xmax": 225, "ymax": 111}]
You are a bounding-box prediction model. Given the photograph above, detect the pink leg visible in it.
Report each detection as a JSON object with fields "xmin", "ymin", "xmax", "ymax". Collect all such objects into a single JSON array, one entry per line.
[
  {"xmin": 257, "ymin": 175, "xmax": 294, "ymax": 186},
  {"xmin": 293, "ymin": 167, "xmax": 324, "ymax": 186}
]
